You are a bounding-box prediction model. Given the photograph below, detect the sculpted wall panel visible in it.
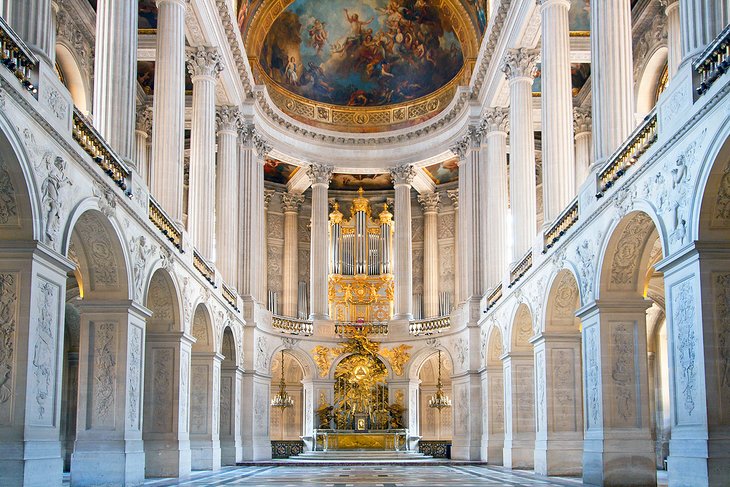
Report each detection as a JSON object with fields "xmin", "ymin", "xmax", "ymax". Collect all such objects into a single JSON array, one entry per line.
[
  {"xmin": 490, "ymin": 375, "xmax": 504, "ymax": 433},
  {"xmin": 127, "ymin": 325, "xmax": 143, "ymax": 430},
  {"xmin": 608, "ymin": 321, "xmax": 637, "ymax": 428},
  {"xmin": 671, "ymin": 278, "xmax": 699, "ymax": 424},
  {"xmin": 150, "ymin": 348, "xmax": 174, "ymax": 433},
  {"xmin": 30, "ymin": 278, "xmax": 60, "ymax": 426},
  {"xmin": 514, "ymin": 364, "xmax": 534, "ymax": 433},
  {"xmin": 190, "ymin": 364, "xmax": 210, "ymax": 434},
  {"xmin": 0, "ymin": 273, "xmax": 18, "ymax": 425},
  {"xmin": 585, "ymin": 325, "xmax": 601, "ymax": 430},
  {"xmin": 90, "ymin": 321, "xmax": 116, "ymax": 429},
  {"xmin": 713, "ymin": 273, "xmax": 730, "ymax": 426},
  {"xmin": 551, "ymin": 348, "xmax": 578, "ymax": 432},
  {"xmin": 0, "ymin": 161, "xmax": 19, "ymax": 226},
  {"xmin": 220, "ymin": 375, "xmax": 232, "ymax": 436}
]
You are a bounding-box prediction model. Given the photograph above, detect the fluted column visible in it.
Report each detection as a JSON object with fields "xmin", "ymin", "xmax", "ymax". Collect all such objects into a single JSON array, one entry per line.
[
  {"xmin": 680, "ymin": 0, "xmax": 727, "ymax": 61},
  {"xmin": 418, "ymin": 192, "xmax": 440, "ymax": 318},
  {"xmin": 540, "ymin": 0, "xmax": 575, "ymax": 223},
  {"xmin": 151, "ymin": 0, "xmax": 186, "ymax": 221},
  {"xmin": 661, "ymin": 0, "xmax": 681, "ymax": 78},
  {"xmin": 8, "ymin": 0, "xmax": 54, "ymax": 65},
  {"xmin": 390, "ymin": 165, "xmax": 416, "ymax": 320},
  {"xmin": 93, "ymin": 0, "xmax": 138, "ymax": 160},
  {"xmin": 186, "ymin": 46, "xmax": 223, "ymax": 259},
  {"xmin": 573, "ymin": 107, "xmax": 593, "ymax": 192},
  {"xmin": 215, "ymin": 106, "xmax": 240, "ymax": 284},
  {"xmin": 482, "ymin": 107, "xmax": 509, "ymax": 288},
  {"xmin": 590, "ymin": 0, "xmax": 634, "ymax": 166},
  {"xmin": 263, "ymin": 189, "xmax": 275, "ymax": 307},
  {"xmin": 135, "ymin": 105, "xmax": 153, "ymax": 184},
  {"xmin": 502, "ymin": 48, "xmax": 539, "ymax": 261},
  {"xmin": 282, "ymin": 192, "xmax": 304, "ymax": 318},
  {"xmin": 447, "ymin": 189, "xmax": 460, "ymax": 303},
  {"xmin": 307, "ymin": 164, "xmax": 334, "ymax": 320}
]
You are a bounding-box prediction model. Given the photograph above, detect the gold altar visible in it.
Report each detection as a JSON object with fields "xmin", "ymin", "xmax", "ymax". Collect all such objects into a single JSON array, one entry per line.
[{"xmin": 313, "ymin": 430, "xmax": 409, "ymax": 451}]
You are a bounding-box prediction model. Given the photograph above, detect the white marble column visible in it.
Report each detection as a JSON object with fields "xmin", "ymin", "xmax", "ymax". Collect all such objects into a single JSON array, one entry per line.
[
  {"xmin": 189, "ymin": 352, "xmax": 223, "ymax": 470},
  {"xmin": 70, "ymin": 301, "xmax": 150, "ymax": 486},
  {"xmin": 482, "ymin": 108, "xmax": 509, "ymax": 288},
  {"xmin": 540, "ymin": 0, "xmax": 575, "ymax": 223},
  {"xmin": 135, "ymin": 105, "xmax": 153, "ymax": 184},
  {"xmin": 151, "ymin": 0, "xmax": 186, "ymax": 222},
  {"xmin": 418, "ymin": 192, "xmax": 440, "ymax": 318},
  {"xmin": 215, "ymin": 106, "xmax": 241, "ymax": 284},
  {"xmin": 186, "ymin": 46, "xmax": 223, "ymax": 259},
  {"xmin": 573, "ymin": 107, "xmax": 593, "ymax": 192},
  {"xmin": 446, "ymin": 189, "xmax": 460, "ymax": 303},
  {"xmin": 8, "ymin": 0, "xmax": 54, "ymax": 65},
  {"xmin": 307, "ymin": 164, "xmax": 334, "ymax": 320},
  {"xmin": 390, "ymin": 164, "xmax": 417, "ymax": 320},
  {"xmin": 281, "ymin": 192, "xmax": 304, "ymax": 318},
  {"xmin": 590, "ymin": 0, "xmax": 635, "ymax": 166},
  {"xmin": 661, "ymin": 0, "xmax": 681, "ymax": 78},
  {"xmin": 263, "ymin": 189, "xmax": 275, "ymax": 306},
  {"xmin": 92, "ymin": 0, "xmax": 137, "ymax": 161},
  {"xmin": 502, "ymin": 352, "xmax": 535, "ymax": 469},
  {"xmin": 502, "ymin": 48, "xmax": 539, "ymax": 260},
  {"xmin": 679, "ymin": 0, "xmax": 727, "ymax": 61}
]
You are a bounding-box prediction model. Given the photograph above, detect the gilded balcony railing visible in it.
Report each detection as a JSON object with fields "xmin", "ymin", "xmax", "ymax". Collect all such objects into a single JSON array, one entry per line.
[
  {"xmin": 0, "ymin": 16, "xmax": 38, "ymax": 95},
  {"xmin": 543, "ymin": 197, "xmax": 579, "ymax": 252},
  {"xmin": 335, "ymin": 322, "xmax": 389, "ymax": 336},
  {"xmin": 148, "ymin": 197, "xmax": 183, "ymax": 252},
  {"xmin": 272, "ymin": 315, "xmax": 314, "ymax": 336},
  {"xmin": 222, "ymin": 282, "xmax": 239, "ymax": 312},
  {"xmin": 509, "ymin": 251, "xmax": 533, "ymax": 287},
  {"xmin": 596, "ymin": 111, "xmax": 658, "ymax": 197},
  {"xmin": 695, "ymin": 24, "xmax": 730, "ymax": 96},
  {"xmin": 486, "ymin": 284, "xmax": 503, "ymax": 311},
  {"xmin": 193, "ymin": 250, "xmax": 215, "ymax": 286},
  {"xmin": 409, "ymin": 316, "xmax": 450, "ymax": 336},
  {"xmin": 72, "ymin": 107, "xmax": 130, "ymax": 191}
]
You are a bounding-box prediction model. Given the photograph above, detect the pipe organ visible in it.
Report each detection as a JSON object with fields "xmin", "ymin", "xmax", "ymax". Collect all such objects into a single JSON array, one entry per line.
[{"xmin": 328, "ymin": 189, "xmax": 394, "ymax": 322}]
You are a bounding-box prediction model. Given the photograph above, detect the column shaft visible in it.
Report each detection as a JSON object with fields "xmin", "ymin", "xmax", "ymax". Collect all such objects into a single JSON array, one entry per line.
[
  {"xmin": 483, "ymin": 108, "xmax": 509, "ymax": 288},
  {"xmin": 663, "ymin": 1, "xmax": 681, "ymax": 78},
  {"xmin": 390, "ymin": 165, "xmax": 416, "ymax": 320},
  {"xmin": 418, "ymin": 192, "xmax": 440, "ymax": 318},
  {"xmin": 540, "ymin": 0, "xmax": 575, "ymax": 222},
  {"xmin": 150, "ymin": 0, "xmax": 186, "ymax": 221},
  {"xmin": 93, "ymin": 0, "xmax": 137, "ymax": 160},
  {"xmin": 135, "ymin": 106, "xmax": 152, "ymax": 184},
  {"xmin": 590, "ymin": 0, "xmax": 634, "ymax": 165},
  {"xmin": 8, "ymin": 0, "xmax": 54, "ymax": 65},
  {"xmin": 307, "ymin": 164, "xmax": 333, "ymax": 320},
  {"xmin": 282, "ymin": 192, "xmax": 304, "ymax": 317},
  {"xmin": 680, "ymin": 0, "xmax": 728, "ymax": 61},
  {"xmin": 573, "ymin": 107, "xmax": 593, "ymax": 192},
  {"xmin": 215, "ymin": 107, "xmax": 240, "ymax": 284},
  {"xmin": 447, "ymin": 190, "xmax": 460, "ymax": 303}
]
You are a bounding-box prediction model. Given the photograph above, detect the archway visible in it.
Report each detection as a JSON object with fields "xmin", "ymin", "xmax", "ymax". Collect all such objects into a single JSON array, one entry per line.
[
  {"xmin": 54, "ymin": 43, "xmax": 91, "ymax": 114},
  {"xmin": 219, "ymin": 326, "xmax": 242, "ymax": 465},
  {"xmin": 269, "ymin": 350, "xmax": 304, "ymax": 440},
  {"xmin": 635, "ymin": 47, "xmax": 668, "ymax": 120},
  {"xmin": 418, "ymin": 351, "xmax": 452, "ymax": 441}
]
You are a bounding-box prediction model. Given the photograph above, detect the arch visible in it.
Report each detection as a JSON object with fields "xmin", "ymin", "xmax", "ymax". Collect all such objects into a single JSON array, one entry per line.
[
  {"xmin": 635, "ymin": 46, "xmax": 668, "ymax": 118},
  {"xmin": 418, "ymin": 350, "xmax": 453, "ymax": 441},
  {"xmin": 543, "ymin": 269, "xmax": 581, "ymax": 333},
  {"xmin": 694, "ymin": 127, "xmax": 730, "ymax": 242},
  {"xmin": 268, "ymin": 345, "xmax": 316, "ymax": 381},
  {"xmin": 510, "ymin": 303, "xmax": 533, "ymax": 353},
  {"xmin": 145, "ymin": 267, "xmax": 183, "ymax": 333},
  {"xmin": 416, "ymin": 349, "xmax": 453, "ymax": 380},
  {"xmin": 55, "ymin": 42, "xmax": 91, "ymax": 114},
  {"xmin": 65, "ymin": 208, "xmax": 131, "ymax": 301},
  {"xmin": 486, "ymin": 326, "xmax": 505, "ymax": 367},
  {"xmin": 191, "ymin": 303, "xmax": 215, "ymax": 353},
  {"xmin": 220, "ymin": 325, "xmax": 240, "ymax": 367},
  {"xmin": 407, "ymin": 345, "xmax": 455, "ymax": 381},
  {"xmin": 270, "ymin": 348, "xmax": 306, "ymax": 441}
]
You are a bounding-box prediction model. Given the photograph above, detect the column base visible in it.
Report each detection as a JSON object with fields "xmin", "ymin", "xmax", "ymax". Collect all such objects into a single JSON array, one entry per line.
[
  {"xmin": 392, "ymin": 313, "xmax": 413, "ymax": 321},
  {"xmin": 241, "ymin": 438, "xmax": 272, "ymax": 461},
  {"xmin": 190, "ymin": 440, "xmax": 221, "ymax": 471},
  {"xmin": 70, "ymin": 447, "xmax": 145, "ymax": 487},
  {"xmin": 0, "ymin": 440, "xmax": 63, "ymax": 487},
  {"xmin": 534, "ymin": 437, "xmax": 583, "ymax": 476},
  {"xmin": 144, "ymin": 439, "xmax": 192, "ymax": 478},
  {"xmin": 583, "ymin": 438, "xmax": 656, "ymax": 486},
  {"xmin": 503, "ymin": 436, "xmax": 535, "ymax": 469},
  {"xmin": 668, "ymin": 437, "xmax": 730, "ymax": 487}
]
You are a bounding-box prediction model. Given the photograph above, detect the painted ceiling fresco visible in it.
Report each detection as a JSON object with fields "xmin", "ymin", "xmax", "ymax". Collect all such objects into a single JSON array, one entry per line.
[
  {"xmin": 330, "ymin": 173, "xmax": 393, "ymax": 191},
  {"xmin": 87, "ymin": 1, "xmax": 157, "ymax": 30},
  {"xmin": 424, "ymin": 159, "xmax": 459, "ymax": 185},
  {"xmin": 569, "ymin": 0, "xmax": 590, "ymax": 34},
  {"xmin": 264, "ymin": 159, "xmax": 300, "ymax": 185},
  {"xmin": 532, "ymin": 63, "xmax": 591, "ymax": 96},
  {"xmin": 257, "ymin": 0, "xmax": 465, "ymax": 107}
]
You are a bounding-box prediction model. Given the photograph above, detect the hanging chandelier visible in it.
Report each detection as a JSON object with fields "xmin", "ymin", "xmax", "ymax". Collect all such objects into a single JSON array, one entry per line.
[
  {"xmin": 428, "ymin": 349, "xmax": 452, "ymax": 411},
  {"xmin": 271, "ymin": 350, "xmax": 294, "ymax": 409}
]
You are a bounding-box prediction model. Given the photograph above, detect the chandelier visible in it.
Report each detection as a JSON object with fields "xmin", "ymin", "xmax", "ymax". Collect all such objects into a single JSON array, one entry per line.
[
  {"xmin": 428, "ymin": 349, "xmax": 452, "ymax": 411},
  {"xmin": 271, "ymin": 350, "xmax": 294, "ymax": 409}
]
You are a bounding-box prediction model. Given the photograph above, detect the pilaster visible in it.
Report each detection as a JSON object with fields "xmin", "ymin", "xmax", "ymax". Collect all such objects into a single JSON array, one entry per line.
[
  {"xmin": 501, "ymin": 351, "xmax": 535, "ymax": 469},
  {"xmin": 281, "ymin": 192, "xmax": 304, "ymax": 318}
]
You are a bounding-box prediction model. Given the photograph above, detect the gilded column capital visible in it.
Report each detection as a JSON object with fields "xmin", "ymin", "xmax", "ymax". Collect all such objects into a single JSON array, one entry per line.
[
  {"xmin": 446, "ymin": 189, "xmax": 459, "ymax": 210},
  {"xmin": 306, "ymin": 163, "xmax": 334, "ymax": 186},
  {"xmin": 185, "ymin": 46, "xmax": 224, "ymax": 80},
  {"xmin": 417, "ymin": 192, "xmax": 441, "ymax": 213},
  {"xmin": 135, "ymin": 104, "xmax": 153, "ymax": 135},
  {"xmin": 573, "ymin": 106, "xmax": 592, "ymax": 134},
  {"xmin": 281, "ymin": 192, "xmax": 305, "ymax": 212},
  {"xmin": 216, "ymin": 105, "xmax": 241, "ymax": 133},
  {"xmin": 389, "ymin": 164, "xmax": 417, "ymax": 186},
  {"xmin": 501, "ymin": 48, "xmax": 539, "ymax": 80},
  {"xmin": 481, "ymin": 107, "xmax": 510, "ymax": 134}
]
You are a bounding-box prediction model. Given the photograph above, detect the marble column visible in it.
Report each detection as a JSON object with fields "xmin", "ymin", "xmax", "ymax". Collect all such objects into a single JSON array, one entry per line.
[
  {"xmin": 220, "ymin": 366, "xmax": 243, "ymax": 465},
  {"xmin": 263, "ymin": 189, "xmax": 275, "ymax": 308},
  {"xmin": 482, "ymin": 108, "xmax": 509, "ymax": 288},
  {"xmin": 502, "ymin": 48, "xmax": 539, "ymax": 260},
  {"xmin": 390, "ymin": 164, "xmax": 417, "ymax": 321},
  {"xmin": 186, "ymin": 46, "xmax": 223, "ymax": 260},
  {"xmin": 590, "ymin": 0, "xmax": 634, "ymax": 166},
  {"xmin": 573, "ymin": 107, "xmax": 593, "ymax": 192},
  {"xmin": 679, "ymin": 0, "xmax": 727, "ymax": 61},
  {"xmin": 418, "ymin": 192, "xmax": 440, "ymax": 318},
  {"xmin": 531, "ymin": 333, "xmax": 583, "ymax": 476},
  {"xmin": 578, "ymin": 299, "xmax": 656, "ymax": 486},
  {"xmin": 447, "ymin": 189, "xmax": 460, "ymax": 303},
  {"xmin": 661, "ymin": 0, "xmax": 681, "ymax": 78},
  {"xmin": 8, "ymin": 0, "xmax": 54, "ymax": 65},
  {"xmin": 189, "ymin": 352, "xmax": 223, "ymax": 470},
  {"xmin": 502, "ymin": 352, "xmax": 535, "ymax": 469},
  {"xmin": 151, "ymin": 0, "xmax": 186, "ymax": 222},
  {"xmin": 215, "ymin": 106, "xmax": 241, "ymax": 284},
  {"xmin": 135, "ymin": 105, "xmax": 153, "ymax": 185},
  {"xmin": 92, "ymin": 0, "xmax": 137, "ymax": 161},
  {"xmin": 70, "ymin": 301, "xmax": 150, "ymax": 486},
  {"xmin": 281, "ymin": 192, "xmax": 304, "ymax": 318},
  {"xmin": 307, "ymin": 164, "xmax": 334, "ymax": 320},
  {"xmin": 540, "ymin": 0, "xmax": 575, "ymax": 223}
]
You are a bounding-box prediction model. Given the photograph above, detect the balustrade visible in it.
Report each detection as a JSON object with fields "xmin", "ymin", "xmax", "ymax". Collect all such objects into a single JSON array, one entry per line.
[
  {"xmin": 148, "ymin": 197, "xmax": 183, "ymax": 251},
  {"xmin": 486, "ymin": 284, "xmax": 503, "ymax": 311},
  {"xmin": 509, "ymin": 251, "xmax": 533, "ymax": 287},
  {"xmin": 0, "ymin": 16, "xmax": 37, "ymax": 95},
  {"xmin": 695, "ymin": 24, "xmax": 730, "ymax": 96},
  {"xmin": 222, "ymin": 282, "xmax": 239, "ymax": 312},
  {"xmin": 543, "ymin": 197, "xmax": 579, "ymax": 252},
  {"xmin": 408, "ymin": 316, "xmax": 450, "ymax": 336},
  {"xmin": 272, "ymin": 315, "xmax": 314, "ymax": 336},
  {"xmin": 335, "ymin": 322, "xmax": 389, "ymax": 336},
  {"xmin": 193, "ymin": 249, "xmax": 216, "ymax": 286}
]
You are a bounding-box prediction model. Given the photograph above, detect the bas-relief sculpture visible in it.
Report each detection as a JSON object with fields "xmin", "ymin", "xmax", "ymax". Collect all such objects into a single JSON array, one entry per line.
[
  {"xmin": 127, "ymin": 326, "xmax": 143, "ymax": 429},
  {"xmin": 32, "ymin": 279, "xmax": 59, "ymax": 425},
  {"xmin": 91, "ymin": 322, "xmax": 116, "ymax": 428},
  {"xmin": 0, "ymin": 161, "xmax": 19, "ymax": 226},
  {"xmin": 672, "ymin": 278, "xmax": 697, "ymax": 419},
  {"xmin": 0, "ymin": 273, "xmax": 17, "ymax": 425}
]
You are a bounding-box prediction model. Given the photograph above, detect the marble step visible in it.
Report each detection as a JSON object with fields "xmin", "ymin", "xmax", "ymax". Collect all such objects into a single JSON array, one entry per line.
[{"xmin": 291, "ymin": 450, "xmax": 433, "ymax": 462}]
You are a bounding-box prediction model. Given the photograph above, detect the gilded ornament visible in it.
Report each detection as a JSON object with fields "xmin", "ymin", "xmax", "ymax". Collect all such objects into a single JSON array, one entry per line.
[
  {"xmin": 312, "ymin": 345, "xmax": 332, "ymax": 378},
  {"xmin": 380, "ymin": 344, "xmax": 413, "ymax": 377}
]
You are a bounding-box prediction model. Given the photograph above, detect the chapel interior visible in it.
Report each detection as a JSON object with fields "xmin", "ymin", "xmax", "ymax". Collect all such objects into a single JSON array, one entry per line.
[{"xmin": 0, "ymin": 0, "xmax": 728, "ymax": 486}]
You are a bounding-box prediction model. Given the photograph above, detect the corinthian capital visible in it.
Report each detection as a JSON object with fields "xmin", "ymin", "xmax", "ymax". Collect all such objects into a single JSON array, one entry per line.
[
  {"xmin": 135, "ymin": 105, "xmax": 153, "ymax": 135},
  {"xmin": 446, "ymin": 189, "xmax": 458, "ymax": 209},
  {"xmin": 281, "ymin": 192, "xmax": 305, "ymax": 212},
  {"xmin": 306, "ymin": 163, "xmax": 334, "ymax": 186},
  {"xmin": 186, "ymin": 46, "xmax": 224, "ymax": 79},
  {"xmin": 449, "ymin": 133, "xmax": 470, "ymax": 161},
  {"xmin": 417, "ymin": 192, "xmax": 441, "ymax": 212},
  {"xmin": 216, "ymin": 106, "xmax": 241, "ymax": 133},
  {"xmin": 389, "ymin": 164, "xmax": 417, "ymax": 186},
  {"xmin": 481, "ymin": 107, "xmax": 510, "ymax": 134},
  {"xmin": 573, "ymin": 107, "xmax": 592, "ymax": 134},
  {"xmin": 501, "ymin": 48, "xmax": 539, "ymax": 80}
]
